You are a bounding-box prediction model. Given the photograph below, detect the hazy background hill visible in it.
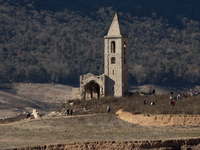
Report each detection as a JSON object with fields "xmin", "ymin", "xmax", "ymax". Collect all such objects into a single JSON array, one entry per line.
[{"xmin": 1, "ymin": 0, "xmax": 200, "ymax": 86}]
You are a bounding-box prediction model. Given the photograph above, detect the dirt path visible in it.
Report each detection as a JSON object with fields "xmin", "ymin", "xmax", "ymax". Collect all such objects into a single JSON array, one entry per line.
[{"xmin": 0, "ymin": 113, "xmax": 104, "ymax": 126}]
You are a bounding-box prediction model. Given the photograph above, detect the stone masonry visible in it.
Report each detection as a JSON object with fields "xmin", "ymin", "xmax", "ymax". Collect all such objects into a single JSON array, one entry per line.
[{"xmin": 72, "ymin": 12, "xmax": 129, "ymax": 100}]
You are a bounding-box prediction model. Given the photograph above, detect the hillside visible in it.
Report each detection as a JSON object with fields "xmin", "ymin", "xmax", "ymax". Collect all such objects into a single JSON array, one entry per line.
[
  {"xmin": 0, "ymin": 83, "xmax": 73, "ymax": 117},
  {"xmin": 0, "ymin": 83, "xmax": 200, "ymax": 118},
  {"xmin": 1, "ymin": 0, "xmax": 200, "ymax": 85}
]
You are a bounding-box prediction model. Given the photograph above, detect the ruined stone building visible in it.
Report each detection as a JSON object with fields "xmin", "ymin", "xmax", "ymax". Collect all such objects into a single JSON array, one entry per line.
[{"xmin": 73, "ymin": 12, "xmax": 129, "ymax": 100}]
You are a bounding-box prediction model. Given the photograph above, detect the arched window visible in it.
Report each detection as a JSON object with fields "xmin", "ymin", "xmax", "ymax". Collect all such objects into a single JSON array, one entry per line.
[
  {"xmin": 111, "ymin": 41, "xmax": 115, "ymax": 53},
  {"xmin": 111, "ymin": 57, "xmax": 115, "ymax": 64},
  {"xmin": 124, "ymin": 42, "xmax": 126, "ymax": 54},
  {"xmin": 124, "ymin": 58, "xmax": 126, "ymax": 64}
]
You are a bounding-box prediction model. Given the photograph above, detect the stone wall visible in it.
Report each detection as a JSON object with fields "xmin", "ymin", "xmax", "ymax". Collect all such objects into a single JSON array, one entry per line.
[
  {"xmin": 79, "ymin": 73, "xmax": 105, "ymax": 100},
  {"xmin": 72, "ymin": 88, "xmax": 81, "ymax": 100}
]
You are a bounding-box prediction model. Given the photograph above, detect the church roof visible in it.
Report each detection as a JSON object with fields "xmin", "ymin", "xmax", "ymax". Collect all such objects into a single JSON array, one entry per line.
[{"xmin": 106, "ymin": 12, "xmax": 127, "ymax": 38}]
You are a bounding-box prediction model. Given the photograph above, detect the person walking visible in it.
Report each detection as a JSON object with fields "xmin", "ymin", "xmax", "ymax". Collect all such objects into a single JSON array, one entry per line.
[
  {"xmin": 177, "ymin": 94, "xmax": 181, "ymax": 99},
  {"xmin": 107, "ymin": 105, "xmax": 110, "ymax": 113},
  {"xmin": 143, "ymin": 100, "xmax": 147, "ymax": 105},
  {"xmin": 27, "ymin": 112, "xmax": 30, "ymax": 118},
  {"xmin": 67, "ymin": 108, "xmax": 69, "ymax": 116},
  {"xmin": 169, "ymin": 99, "xmax": 172, "ymax": 106},
  {"xmin": 172, "ymin": 100, "xmax": 176, "ymax": 106},
  {"xmin": 70, "ymin": 109, "xmax": 73, "ymax": 116},
  {"xmin": 169, "ymin": 95, "xmax": 173, "ymax": 105},
  {"xmin": 170, "ymin": 95, "xmax": 172, "ymax": 101}
]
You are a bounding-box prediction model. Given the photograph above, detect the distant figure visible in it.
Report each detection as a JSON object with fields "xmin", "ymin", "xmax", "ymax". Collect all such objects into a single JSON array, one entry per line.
[
  {"xmin": 177, "ymin": 94, "xmax": 181, "ymax": 99},
  {"xmin": 67, "ymin": 108, "xmax": 69, "ymax": 116},
  {"xmin": 184, "ymin": 94, "xmax": 187, "ymax": 98},
  {"xmin": 107, "ymin": 105, "xmax": 110, "ymax": 113},
  {"xmin": 171, "ymin": 91, "xmax": 173, "ymax": 95},
  {"xmin": 169, "ymin": 99, "xmax": 172, "ymax": 106},
  {"xmin": 143, "ymin": 100, "xmax": 147, "ymax": 105},
  {"xmin": 70, "ymin": 110, "xmax": 73, "ymax": 116},
  {"xmin": 152, "ymin": 89, "xmax": 155, "ymax": 94},
  {"xmin": 170, "ymin": 95, "xmax": 172, "ymax": 101},
  {"xmin": 2, "ymin": 116, "xmax": 5, "ymax": 121},
  {"xmin": 27, "ymin": 112, "xmax": 30, "ymax": 118},
  {"xmin": 151, "ymin": 102, "xmax": 154, "ymax": 106},
  {"xmin": 172, "ymin": 100, "xmax": 176, "ymax": 106}
]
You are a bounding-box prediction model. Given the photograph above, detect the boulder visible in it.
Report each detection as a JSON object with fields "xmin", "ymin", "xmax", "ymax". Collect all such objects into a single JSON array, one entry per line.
[{"xmin": 32, "ymin": 109, "xmax": 40, "ymax": 119}]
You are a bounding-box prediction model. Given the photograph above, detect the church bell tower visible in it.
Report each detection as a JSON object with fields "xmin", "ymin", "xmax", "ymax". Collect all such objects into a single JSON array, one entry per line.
[{"xmin": 104, "ymin": 12, "xmax": 129, "ymax": 97}]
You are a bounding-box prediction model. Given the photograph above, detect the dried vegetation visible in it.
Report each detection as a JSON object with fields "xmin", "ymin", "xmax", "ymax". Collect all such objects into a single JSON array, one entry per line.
[{"xmin": 63, "ymin": 93, "xmax": 200, "ymax": 116}]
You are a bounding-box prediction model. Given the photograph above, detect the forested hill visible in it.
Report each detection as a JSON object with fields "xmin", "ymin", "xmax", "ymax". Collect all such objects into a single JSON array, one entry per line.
[{"xmin": 1, "ymin": 0, "xmax": 200, "ymax": 85}]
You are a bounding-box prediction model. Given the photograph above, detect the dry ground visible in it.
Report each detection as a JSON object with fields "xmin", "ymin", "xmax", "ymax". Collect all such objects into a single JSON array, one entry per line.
[
  {"xmin": 0, "ymin": 83, "xmax": 73, "ymax": 117},
  {"xmin": 0, "ymin": 83, "xmax": 199, "ymax": 118},
  {"xmin": 129, "ymin": 84, "xmax": 200, "ymax": 95},
  {"xmin": 0, "ymin": 83, "xmax": 200, "ymax": 149},
  {"xmin": 1, "ymin": 113, "xmax": 200, "ymax": 149}
]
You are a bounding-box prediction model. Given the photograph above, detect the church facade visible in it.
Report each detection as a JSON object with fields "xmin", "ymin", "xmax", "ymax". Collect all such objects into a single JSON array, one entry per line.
[{"xmin": 72, "ymin": 12, "xmax": 129, "ymax": 100}]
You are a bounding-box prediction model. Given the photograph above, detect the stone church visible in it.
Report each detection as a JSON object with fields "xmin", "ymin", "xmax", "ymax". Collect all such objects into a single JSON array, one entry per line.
[{"xmin": 72, "ymin": 12, "xmax": 129, "ymax": 100}]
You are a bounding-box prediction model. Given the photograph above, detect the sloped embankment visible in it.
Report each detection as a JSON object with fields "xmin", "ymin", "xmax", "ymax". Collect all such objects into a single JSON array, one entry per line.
[
  {"xmin": 116, "ymin": 109, "xmax": 200, "ymax": 126},
  {"xmin": 14, "ymin": 138, "xmax": 200, "ymax": 150}
]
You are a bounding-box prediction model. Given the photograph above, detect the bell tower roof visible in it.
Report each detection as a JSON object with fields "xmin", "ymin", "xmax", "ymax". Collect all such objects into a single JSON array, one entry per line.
[{"xmin": 105, "ymin": 12, "xmax": 127, "ymax": 38}]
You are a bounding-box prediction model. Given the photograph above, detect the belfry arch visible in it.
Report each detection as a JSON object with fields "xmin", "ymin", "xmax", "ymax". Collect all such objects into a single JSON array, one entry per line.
[
  {"xmin": 111, "ymin": 41, "xmax": 115, "ymax": 53},
  {"xmin": 78, "ymin": 73, "xmax": 105, "ymax": 100},
  {"xmin": 84, "ymin": 81, "xmax": 100, "ymax": 100}
]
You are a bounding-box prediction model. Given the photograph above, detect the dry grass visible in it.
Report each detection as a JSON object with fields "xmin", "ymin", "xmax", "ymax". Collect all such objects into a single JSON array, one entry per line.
[
  {"xmin": 63, "ymin": 94, "xmax": 200, "ymax": 116},
  {"xmin": 0, "ymin": 83, "xmax": 199, "ymax": 117}
]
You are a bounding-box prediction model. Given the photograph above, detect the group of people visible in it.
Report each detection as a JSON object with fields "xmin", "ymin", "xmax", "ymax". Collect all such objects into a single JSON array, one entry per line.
[
  {"xmin": 66, "ymin": 108, "xmax": 73, "ymax": 116},
  {"xmin": 171, "ymin": 91, "xmax": 199, "ymax": 100},
  {"xmin": 143, "ymin": 100, "xmax": 155, "ymax": 106},
  {"xmin": 183, "ymin": 91, "xmax": 198, "ymax": 98},
  {"xmin": 169, "ymin": 95, "xmax": 176, "ymax": 106},
  {"xmin": 169, "ymin": 90, "xmax": 199, "ymax": 106}
]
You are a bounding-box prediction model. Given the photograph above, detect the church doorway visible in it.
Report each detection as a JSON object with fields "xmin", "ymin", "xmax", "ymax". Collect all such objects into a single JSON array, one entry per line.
[{"xmin": 84, "ymin": 81, "xmax": 100, "ymax": 100}]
